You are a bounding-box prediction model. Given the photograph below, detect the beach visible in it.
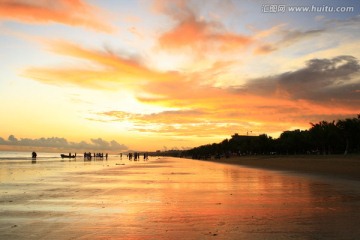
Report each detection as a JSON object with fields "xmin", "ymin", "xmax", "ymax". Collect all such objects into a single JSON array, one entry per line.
[
  {"xmin": 1, "ymin": 154, "xmax": 360, "ymax": 239},
  {"xmin": 202, "ymin": 154, "xmax": 360, "ymax": 181}
]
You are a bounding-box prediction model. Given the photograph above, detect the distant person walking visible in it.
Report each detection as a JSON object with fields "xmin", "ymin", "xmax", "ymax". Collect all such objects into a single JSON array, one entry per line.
[{"xmin": 32, "ymin": 151, "xmax": 37, "ymax": 159}]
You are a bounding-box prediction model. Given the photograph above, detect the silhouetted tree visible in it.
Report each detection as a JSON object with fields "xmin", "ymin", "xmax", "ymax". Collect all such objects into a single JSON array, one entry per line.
[
  {"xmin": 180, "ymin": 115, "xmax": 360, "ymax": 159},
  {"xmin": 337, "ymin": 116, "xmax": 360, "ymax": 154},
  {"xmin": 309, "ymin": 121, "xmax": 340, "ymax": 154}
]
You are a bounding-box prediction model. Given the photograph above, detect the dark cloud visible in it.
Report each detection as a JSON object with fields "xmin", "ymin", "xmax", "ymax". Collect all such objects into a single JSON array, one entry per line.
[
  {"xmin": 0, "ymin": 135, "xmax": 128, "ymax": 151},
  {"xmin": 237, "ymin": 55, "xmax": 360, "ymax": 108}
]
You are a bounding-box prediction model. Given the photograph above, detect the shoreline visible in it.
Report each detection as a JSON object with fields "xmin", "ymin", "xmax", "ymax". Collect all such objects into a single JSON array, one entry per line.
[{"xmin": 192, "ymin": 154, "xmax": 360, "ymax": 181}]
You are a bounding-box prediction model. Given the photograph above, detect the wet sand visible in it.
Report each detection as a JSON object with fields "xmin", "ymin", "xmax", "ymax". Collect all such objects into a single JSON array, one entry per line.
[
  {"xmin": 203, "ymin": 155, "xmax": 360, "ymax": 181},
  {"xmin": 1, "ymin": 156, "xmax": 360, "ymax": 239}
]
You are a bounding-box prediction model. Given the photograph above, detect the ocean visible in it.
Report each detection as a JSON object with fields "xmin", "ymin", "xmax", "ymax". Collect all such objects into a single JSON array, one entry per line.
[
  {"xmin": 0, "ymin": 151, "xmax": 61, "ymax": 161},
  {"xmin": 0, "ymin": 151, "xmax": 120, "ymax": 161}
]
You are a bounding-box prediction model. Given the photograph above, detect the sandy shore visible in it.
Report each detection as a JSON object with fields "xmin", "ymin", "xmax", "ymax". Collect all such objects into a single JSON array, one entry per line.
[
  {"xmin": 1, "ymin": 156, "xmax": 360, "ymax": 239},
  {"xmin": 201, "ymin": 154, "xmax": 360, "ymax": 181}
]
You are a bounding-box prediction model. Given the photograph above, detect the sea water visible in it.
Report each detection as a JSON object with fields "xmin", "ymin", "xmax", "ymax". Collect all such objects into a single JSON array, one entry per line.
[{"xmin": 0, "ymin": 151, "xmax": 61, "ymax": 160}]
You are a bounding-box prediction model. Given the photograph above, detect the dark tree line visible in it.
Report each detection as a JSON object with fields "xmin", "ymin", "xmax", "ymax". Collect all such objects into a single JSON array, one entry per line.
[{"xmin": 183, "ymin": 115, "xmax": 360, "ymax": 159}]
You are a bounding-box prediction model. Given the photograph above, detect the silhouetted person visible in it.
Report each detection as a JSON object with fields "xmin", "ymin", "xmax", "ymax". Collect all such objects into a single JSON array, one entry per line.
[{"xmin": 32, "ymin": 151, "xmax": 37, "ymax": 159}]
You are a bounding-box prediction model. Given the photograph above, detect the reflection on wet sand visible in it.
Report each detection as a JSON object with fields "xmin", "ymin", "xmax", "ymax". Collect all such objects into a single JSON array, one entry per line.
[{"xmin": 1, "ymin": 157, "xmax": 360, "ymax": 239}]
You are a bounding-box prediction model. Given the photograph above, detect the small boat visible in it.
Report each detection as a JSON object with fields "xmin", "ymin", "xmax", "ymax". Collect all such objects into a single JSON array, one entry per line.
[{"xmin": 60, "ymin": 154, "xmax": 76, "ymax": 159}]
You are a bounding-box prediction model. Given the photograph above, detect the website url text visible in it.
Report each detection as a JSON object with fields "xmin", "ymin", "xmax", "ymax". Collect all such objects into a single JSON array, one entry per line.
[{"xmin": 262, "ymin": 5, "xmax": 355, "ymax": 13}]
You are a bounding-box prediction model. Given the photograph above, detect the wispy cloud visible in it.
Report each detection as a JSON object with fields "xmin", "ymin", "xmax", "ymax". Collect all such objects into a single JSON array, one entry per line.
[
  {"xmin": 253, "ymin": 25, "xmax": 324, "ymax": 55},
  {"xmin": 253, "ymin": 15, "xmax": 360, "ymax": 56},
  {"xmin": 0, "ymin": 0, "xmax": 114, "ymax": 32},
  {"xmin": 24, "ymin": 40, "xmax": 180, "ymax": 90},
  {"xmin": 154, "ymin": 0, "xmax": 252, "ymax": 53},
  {"xmin": 95, "ymin": 110, "xmax": 267, "ymax": 137}
]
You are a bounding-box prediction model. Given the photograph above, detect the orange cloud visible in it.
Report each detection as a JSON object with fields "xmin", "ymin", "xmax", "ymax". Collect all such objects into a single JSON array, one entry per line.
[
  {"xmin": 96, "ymin": 109, "xmax": 259, "ymax": 137},
  {"xmin": 23, "ymin": 40, "xmax": 358, "ymax": 139},
  {"xmin": 159, "ymin": 17, "xmax": 207, "ymax": 49},
  {"xmin": 96, "ymin": 92, "xmax": 357, "ymax": 137},
  {"xmin": 24, "ymin": 40, "xmax": 182, "ymax": 90},
  {"xmin": 93, "ymin": 97, "xmax": 317, "ymax": 137},
  {"xmin": 0, "ymin": 0, "xmax": 114, "ymax": 32},
  {"xmin": 156, "ymin": 0, "xmax": 252, "ymax": 52},
  {"xmin": 155, "ymin": 1, "xmax": 328, "ymax": 58}
]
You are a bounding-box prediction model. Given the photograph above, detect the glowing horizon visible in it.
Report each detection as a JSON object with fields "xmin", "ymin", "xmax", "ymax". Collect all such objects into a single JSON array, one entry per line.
[{"xmin": 0, "ymin": 0, "xmax": 359, "ymax": 152}]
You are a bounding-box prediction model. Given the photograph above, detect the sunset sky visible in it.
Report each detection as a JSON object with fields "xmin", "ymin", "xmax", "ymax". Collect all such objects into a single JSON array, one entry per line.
[{"xmin": 0, "ymin": 0, "xmax": 359, "ymax": 152}]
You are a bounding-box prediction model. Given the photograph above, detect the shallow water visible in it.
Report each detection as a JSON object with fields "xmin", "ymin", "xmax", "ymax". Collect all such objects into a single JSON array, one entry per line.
[{"xmin": 1, "ymin": 156, "xmax": 360, "ymax": 239}]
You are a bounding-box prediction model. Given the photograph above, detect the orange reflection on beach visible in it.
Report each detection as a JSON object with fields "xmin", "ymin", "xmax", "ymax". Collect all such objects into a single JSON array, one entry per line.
[{"xmin": 1, "ymin": 157, "xmax": 360, "ymax": 239}]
